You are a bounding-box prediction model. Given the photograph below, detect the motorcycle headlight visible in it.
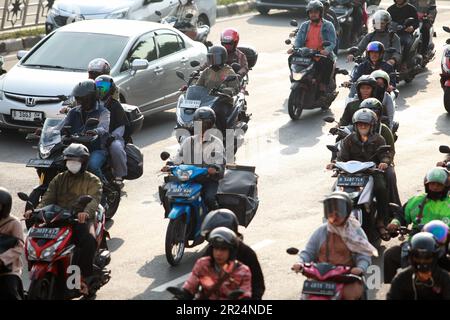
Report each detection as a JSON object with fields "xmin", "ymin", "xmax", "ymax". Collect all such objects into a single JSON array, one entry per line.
[
  {"xmin": 339, "ymin": 17, "xmax": 346, "ymax": 23},
  {"xmin": 106, "ymin": 8, "xmax": 129, "ymax": 19},
  {"xmin": 40, "ymin": 230, "xmax": 69, "ymax": 262},
  {"xmin": 26, "ymin": 239, "xmax": 38, "ymax": 261},
  {"xmin": 39, "ymin": 144, "xmax": 53, "ymax": 159},
  {"xmin": 175, "ymin": 169, "xmax": 193, "ymax": 181},
  {"xmin": 293, "ymin": 72, "xmax": 303, "ymax": 81}
]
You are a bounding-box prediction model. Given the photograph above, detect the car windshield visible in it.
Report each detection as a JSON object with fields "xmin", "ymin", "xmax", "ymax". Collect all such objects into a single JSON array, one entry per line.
[
  {"xmin": 22, "ymin": 31, "xmax": 129, "ymax": 71},
  {"xmin": 40, "ymin": 118, "xmax": 64, "ymax": 147}
]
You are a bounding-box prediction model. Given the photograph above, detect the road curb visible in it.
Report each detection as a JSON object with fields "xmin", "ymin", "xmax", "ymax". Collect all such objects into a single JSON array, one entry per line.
[
  {"xmin": 217, "ymin": 0, "xmax": 256, "ymax": 18},
  {"xmin": 0, "ymin": 35, "xmax": 45, "ymax": 54}
]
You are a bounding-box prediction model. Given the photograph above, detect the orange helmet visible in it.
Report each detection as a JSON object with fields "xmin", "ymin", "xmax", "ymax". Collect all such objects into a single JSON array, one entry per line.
[{"xmin": 220, "ymin": 28, "xmax": 240, "ymax": 53}]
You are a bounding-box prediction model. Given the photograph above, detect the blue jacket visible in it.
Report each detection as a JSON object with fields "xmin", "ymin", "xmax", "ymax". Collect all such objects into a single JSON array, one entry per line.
[
  {"xmin": 351, "ymin": 60, "xmax": 396, "ymax": 87},
  {"xmin": 294, "ymin": 19, "xmax": 337, "ymax": 61},
  {"xmin": 63, "ymin": 102, "xmax": 110, "ymax": 151}
]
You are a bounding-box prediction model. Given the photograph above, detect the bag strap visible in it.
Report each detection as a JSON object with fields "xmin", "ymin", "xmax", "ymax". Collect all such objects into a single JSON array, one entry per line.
[{"xmin": 0, "ymin": 217, "xmax": 15, "ymax": 229}]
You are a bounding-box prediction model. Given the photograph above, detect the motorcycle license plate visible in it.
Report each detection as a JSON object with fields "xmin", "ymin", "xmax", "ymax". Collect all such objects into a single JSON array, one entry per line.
[
  {"xmin": 26, "ymin": 159, "xmax": 53, "ymax": 168},
  {"xmin": 166, "ymin": 185, "xmax": 193, "ymax": 197},
  {"xmin": 180, "ymin": 100, "xmax": 201, "ymax": 109},
  {"xmin": 302, "ymin": 280, "xmax": 337, "ymax": 296},
  {"xmin": 337, "ymin": 176, "xmax": 367, "ymax": 187},
  {"xmin": 11, "ymin": 109, "xmax": 43, "ymax": 122},
  {"xmin": 292, "ymin": 56, "xmax": 311, "ymax": 65},
  {"xmin": 29, "ymin": 227, "xmax": 60, "ymax": 240}
]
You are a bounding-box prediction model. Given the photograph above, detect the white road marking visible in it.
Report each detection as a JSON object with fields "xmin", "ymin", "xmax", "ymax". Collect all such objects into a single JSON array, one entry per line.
[{"xmin": 151, "ymin": 239, "xmax": 275, "ymax": 292}]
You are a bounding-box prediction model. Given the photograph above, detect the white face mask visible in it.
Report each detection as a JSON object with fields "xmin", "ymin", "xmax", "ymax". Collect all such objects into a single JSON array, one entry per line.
[{"xmin": 66, "ymin": 160, "xmax": 82, "ymax": 174}]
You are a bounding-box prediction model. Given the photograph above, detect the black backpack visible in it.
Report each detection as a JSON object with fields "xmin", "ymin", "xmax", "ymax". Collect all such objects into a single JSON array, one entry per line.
[{"xmin": 124, "ymin": 144, "xmax": 144, "ymax": 180}]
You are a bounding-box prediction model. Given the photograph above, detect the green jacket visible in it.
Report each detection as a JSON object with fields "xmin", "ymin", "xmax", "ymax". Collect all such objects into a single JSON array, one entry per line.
[
  {"xmin": 378, "ymin": 123, "xmax": 395, "ymax": 159},
  {"xmin": 339, "ymin": 100, "xmax": 360, "ymax": 126},
  {"xmin": 392, "ymin": 194, "xmax": 450, "ymax": 229},
  {"xmin": 38, "ymin": 171, "xmax": 102, "ymax": 220}
]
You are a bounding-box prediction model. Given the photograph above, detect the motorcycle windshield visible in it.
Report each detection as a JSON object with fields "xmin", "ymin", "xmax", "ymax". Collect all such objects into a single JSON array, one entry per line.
[
  {"xmin": 40, "ymin": 118, "xmax": 64, "ymax": 147},
  {"xmin": 335, "ymin": 161, "xmax": 375, "ymax": 173},
  {"xmin": 185, "ymin": 86, "xmax": 218, "ymax": 107}
]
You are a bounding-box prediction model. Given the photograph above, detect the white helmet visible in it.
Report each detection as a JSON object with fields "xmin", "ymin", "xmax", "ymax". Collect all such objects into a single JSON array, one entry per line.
[{"xmin": 372, "ymin": 10, "xmax": 392, "ymax": 31}]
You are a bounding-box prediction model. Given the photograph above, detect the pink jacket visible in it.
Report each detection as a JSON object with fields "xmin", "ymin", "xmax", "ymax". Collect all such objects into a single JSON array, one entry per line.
[
  {"xmin": 183, "ymin": 256, "xmax": 252, "ymax": 300},
  {"xmin": 0, "ymin": 216, "xmax": 24, "ymax": 278}
]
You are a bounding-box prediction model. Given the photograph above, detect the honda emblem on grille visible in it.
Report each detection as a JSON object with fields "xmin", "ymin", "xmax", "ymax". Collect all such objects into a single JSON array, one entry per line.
[{"xmin": 25, "ymin": 97, "xmax": 36, "ymax": 107}]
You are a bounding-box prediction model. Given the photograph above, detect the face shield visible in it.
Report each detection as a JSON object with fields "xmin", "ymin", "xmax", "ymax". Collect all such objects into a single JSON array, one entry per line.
[
  {"xmin": 323, "ymin": 198, "xmax": 350, "ymax": 220},
  {"xmin": 207, "ymin": 52, "xmax": 225, "ymax": 67}
]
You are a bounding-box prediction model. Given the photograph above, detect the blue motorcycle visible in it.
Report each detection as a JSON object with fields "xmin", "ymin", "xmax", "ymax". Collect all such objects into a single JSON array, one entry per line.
[{"xmin": 159, "ymin": 152, "xmax": 210, "ymax": 266}]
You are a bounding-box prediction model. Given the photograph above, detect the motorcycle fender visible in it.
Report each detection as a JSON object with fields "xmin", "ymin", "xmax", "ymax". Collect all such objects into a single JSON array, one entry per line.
[
  {"xmin": 445, "ymin": 79, "xmax": 450, "ymax": 87},
  {"xmin": 168, "ymin": 205, "xmax": 191, "ymax": 221},
  {"xmin": 290, "ymin": 82, "xmax": 301, "ymax": 90},
  {"xmin": 29, "ymin": 262, "xmax": 54, "ymax": 281},
  {"xmin": 358, "ymin": 176, "xmax": 374, "ymax": 205}
]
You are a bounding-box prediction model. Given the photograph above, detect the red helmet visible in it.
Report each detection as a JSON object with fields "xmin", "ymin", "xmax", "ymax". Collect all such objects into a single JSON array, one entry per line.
[{"xmin": 220, "ymin": 28, "xmax": 239, "ymax": 53}]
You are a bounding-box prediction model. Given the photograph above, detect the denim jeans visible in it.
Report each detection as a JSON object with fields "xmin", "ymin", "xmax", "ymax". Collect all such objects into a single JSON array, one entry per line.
[{"xmin": 88, "ymin": 149, "xmax": 107, "ymax": 181}]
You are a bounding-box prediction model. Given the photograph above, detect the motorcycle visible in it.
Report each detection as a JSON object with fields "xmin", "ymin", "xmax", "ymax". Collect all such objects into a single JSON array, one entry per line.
[
  {"xmin": 418, "ymin": 5, "xmax": 437, "ymax": 66},
  {"xmin": 24, "ymin": 116, "xmax": 135, "ymax": 220},
  {"xmin": 174, "ymin": 68, "xmax": 250, "ymax": 153},
  {"xmin": 441, "ymin": 26, "xmax": 450, "ymax": 113},
  {"xmin": 287, "ymin": 247, "xmax": 366, "ymax": 300},
  {"xmin": 331, "ymin": 0, "xmax": 367, "ymax": 49},
  {"xmin": 158, "ymin": 152, "xmax": 259, "ymax": 266},
  {"xmin": 18, "ymin": 193, "xmax": 111, "ymax": 300},
  {"xmin": 390, "ymin": 18, "xmax": 424, "ymax": 83},
  {"xmin": 155, "ymin": 10, "xmax": 210, "ymax": 44}
]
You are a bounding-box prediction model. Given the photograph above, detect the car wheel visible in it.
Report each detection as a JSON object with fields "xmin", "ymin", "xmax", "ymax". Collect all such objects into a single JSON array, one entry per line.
[
  {"xmin": 197, "ymin": 14, "xmax": 210, "ymax": 27},
  {"xmin": 257, "ymin": 6, "xmax": 270, "ymax": 15}
]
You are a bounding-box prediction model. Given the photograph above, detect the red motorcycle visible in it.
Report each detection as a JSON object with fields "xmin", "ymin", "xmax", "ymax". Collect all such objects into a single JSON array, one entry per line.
[
  {"xmin": 287, "ymin": 247, "xmax": 366, "ymax": 300},
  {"xmin": 442, "ymin": 26, "xmax": 450, "ymax": 113},
  {"xmin": 18, "ymin": 193, "xmax": 111, "ymax": 300}
]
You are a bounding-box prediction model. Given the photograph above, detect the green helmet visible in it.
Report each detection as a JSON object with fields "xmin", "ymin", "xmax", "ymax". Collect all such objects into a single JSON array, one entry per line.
[
  {"xmin": 371, "ymin": 70, "xmax": 390, "ymax": 87},
  {"xmin": 424, "ymin": 168, "xmax": 449, "ymax": 186}
]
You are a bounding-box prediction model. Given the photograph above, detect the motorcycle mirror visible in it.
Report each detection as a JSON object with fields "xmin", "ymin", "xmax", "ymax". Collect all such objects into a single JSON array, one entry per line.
[
  {"xmin": 446, "ymin": 39, "xmax": 450, "ymax": 45},
  {"xmin": 327, "ymin": 145, "xmax": 339, "ymax": 153},
  {"xmin": 185, "ymin": 13, "xmax": 193, "ymax": 19},
  {"xmin": 443, "ymin": 26, "xmax": 450, "ymax": 33},
  {"xmin": 85, "ymin": 118, "xmax": 99, "ymax": 127},
  {"xmin": 389, "ymin": 202, "xmax": 403, "ymax": 214},
  {"xmin": 161, "ymin": 151, "xmax": 171, "ymax": 161},
  {"xmin": 290, "ymin": 20, "xmax": 298, "ymax": 27},
  {"xmin": 75, "ymin": 195, "xmax": 93, "ymax": 208},
  {"xmin": 17, "ymin": 192, "xmax": 30, "ymax": 202},
  {"xmin": 285, "ymin": 39, "xmax": 292, "ymax": 45},
  {"xmin": 347, "ymin": 46, "xmax": 359, "ymax": 55},
  {"xmin": 176, "ymin": 70, "xmax": 186, "ymax": 81},
  {"xmin": 204, "ymin": 41, "xmax": 213, "ymax": 48},
  {"xmin": 323, "ymin": 116, "xmax": 336, "ymax": 123},
  {"xmin": 231, "ymin": 63, "xmax": 241, "ymax": 74},
  {"xmin": 439, "ymin": 145, "xmax": 450, "ymax": 154},
  {"xmin": 337, "ymin": 69, "xmax": 349, "ymax": 75},
  {"xmin": 190, "ymin": 60, "xmax": 200, "ymax": 68},
  {"xmin": 224, "ymin": 75, "xmax": 237, "ymax": 82},
  {"xmin": 286, "ymin": 247, "xmax": 299, "ymax": 255},
  {"xmin": 155, "ymin": 10, "xmax": 162, "ymax": 16}
]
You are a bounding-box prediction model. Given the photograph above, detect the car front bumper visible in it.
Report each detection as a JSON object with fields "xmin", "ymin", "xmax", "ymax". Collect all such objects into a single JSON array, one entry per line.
[{"xmin": 256, "ymin": 0, "xmax": 307, "ymax": 10}]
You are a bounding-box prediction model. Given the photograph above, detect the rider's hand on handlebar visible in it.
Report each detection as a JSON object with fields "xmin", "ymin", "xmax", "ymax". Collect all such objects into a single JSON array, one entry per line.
[
  {"xmin": 436, "ymin": 161, "xmax": 447, "ymax": 167},
  {"xmin": 387, "ymin": 85, "xmax": 395, "ymax": 92},
  {"xmin": 292, "ymin": 263, "xmax": 304, "ymax": 273},
  {"xmin": 378, "ymin": 163, "xmax": 388, "ymax": 170},
  {"xmin": 387, "ymin": 59, "xmax": 396, "ymax": 66},
  {"xmin": 24, "ymin": 210, "xmax": 33, "ymax": 220},
  {"xmin": 59, "ymin": 106, "xmax": 70, "ymax": 114},
  {"xmin": 207, "ymin": 167, "xmax": 217, "ymax": 175},
  {"xmin": 326, "ymin": 163, "xmax": 335, "ymax": 170},
  {"xmin": 347, "ymin": 54, "xmax": 355, "ymax": 62},
  {"xmin": 77, "ymin": 212, "xmax": 89, "ymax": 224},
  {"xmin": 342, "ymin": 81, "xmax": 351, "ymax": 88},
  {"xmin": 320, "ymin": 49, "xmax": 329, "ymax": 56},
  {"xmin": 350, "ymin": 267, "xmax": 364, "ymax": 276},
  {"xmin": 289, "ymin": 31, "xmax": 296, "ymax": 38},
  {"xmin": 287, "ymin": 48, "xmax": 294, "ymax": 54},
  {"xmin": 161, "ymin": 166, "xmax": 170, "ymax": 172},
  {"xmin": 387, "ymin": 223, "xmax": 400, "ymax": 233}
]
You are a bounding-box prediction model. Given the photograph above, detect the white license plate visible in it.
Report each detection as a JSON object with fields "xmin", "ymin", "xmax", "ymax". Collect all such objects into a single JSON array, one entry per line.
[
  {"xmin": 11, "ymin": 109, "xmax": 43, "ymax": 122},
  {"xmin": 180, "ymin": 100, "xmax": 201, "ymax": 109}
]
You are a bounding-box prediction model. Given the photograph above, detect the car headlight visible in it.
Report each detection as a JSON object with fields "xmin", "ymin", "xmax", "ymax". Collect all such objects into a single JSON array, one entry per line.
[
  {"xmin": 106, "ymin": 8, "xmax": 129, "ymax": 19},
  {"xmin": 26, "ymin": 239, "xmax": 38, "ymax": 261},
  {"xmin": 39, "ymin": 144, "xmax": 54, "ymax": 159},
  {"xmin": 175, "ymin": 169, "xmax": 193, "ymax": 181}
]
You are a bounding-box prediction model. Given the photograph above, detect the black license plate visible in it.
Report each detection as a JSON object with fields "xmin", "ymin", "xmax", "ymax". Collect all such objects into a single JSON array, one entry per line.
[
  {"xmin": 29, "ymin": 227, "xmax": 60, "ymax": 240},
  {"xmin": 337, "ymin": 176, "xmax": 367, "ymax": 187},
  {"xmin": 302, "ymin": 280, "xmax": 337, "ymax": 296},
  {"xmin": 26, "ymin": 159, "xmax": 53, "ymax": 168},
  {"xmin": 292, "ymin": 56, "xmax": 311, "ymax": 65}
]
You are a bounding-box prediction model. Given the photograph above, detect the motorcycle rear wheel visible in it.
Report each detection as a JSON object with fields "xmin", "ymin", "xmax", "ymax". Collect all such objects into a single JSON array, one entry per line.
[
  {"xmin": 288, "ymin": 89, "xmax": 304, "ymax": 120},
  {"xmin": 444, "ymin": 87, "xmax": 450, "ymax": 113},
  {"xmin": 165, "ymin": 217, "xmax": 187, "ymax": 266},
  {"xmin": 104, "ymin": 183, "xmax": 121, "ymax": 220}
]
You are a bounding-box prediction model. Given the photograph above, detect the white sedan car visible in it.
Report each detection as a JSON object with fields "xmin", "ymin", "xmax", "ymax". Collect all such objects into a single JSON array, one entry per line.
[{"xmin": 0, "ymin": 19, "xmax": 207, "ymax": 132}]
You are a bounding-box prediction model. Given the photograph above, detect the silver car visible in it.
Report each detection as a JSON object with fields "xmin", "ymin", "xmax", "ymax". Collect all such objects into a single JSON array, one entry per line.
[
  {"xmin": 0, "ymin": 19, "xmax": 207, "ymax": 131},
  {"xmin": 45, "ymin": 0, "xmax": 216, "ymax": 34}
]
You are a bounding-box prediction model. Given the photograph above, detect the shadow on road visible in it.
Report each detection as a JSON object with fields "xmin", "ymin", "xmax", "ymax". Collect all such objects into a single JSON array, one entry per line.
[
  {"xmin": 395, "ymin": 69, "xmax": 432, "ymax": 111},
  {"xmin": 434, "ymin": 112, "xmax": 450, "ymax": 136}
]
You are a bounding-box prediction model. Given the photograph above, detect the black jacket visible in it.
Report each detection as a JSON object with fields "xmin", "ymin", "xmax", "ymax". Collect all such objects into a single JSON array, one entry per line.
[
  {"xmin": 387, "ymin": 266, "xmax": 450, "ymax": 300},
  {"xmin": 204, "ymin": 241, "xmax": 265, "ymax": 299},
  {"xmin": 351, "ymin": 60, "xmax": 396, "ymax": 87},
  {"xmin": 104, "ymin": 98, "xmax": 130, "ymax": 140},
  {"xmin": 387, "ymin": 4, "xmax": 419, "ymax": 29},
  {"xmin": 337, "ymin": 132, "xmax": 392, "ymax": 165}
]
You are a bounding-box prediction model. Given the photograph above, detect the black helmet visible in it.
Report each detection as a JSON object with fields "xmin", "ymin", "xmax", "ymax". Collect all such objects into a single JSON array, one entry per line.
[
  {"xmin": 306, "ymin": 0, "xmax": 324, "ymax": 17},
  {"xmin": 95, "ymin": 75, "xmax": 117, "ymax": 101},
  {"xmin": 201, "ymin": 209, "xmax": 239, "ymax": 237},
  {"xmin": 207, "ymin": 45, "xmax": 227, "ymax": 68},
  {"xmin": 0, "ymin": 187, "xmax": 12, "ymax": 219},
  {"xmin": 63, "ymin": 143, "xmax": 90, "ymax": 162},
  {"xmin": 319, "ymin": 0, "xmax": 330, "ymax": 8},
  {"xmin": 88, "ymin": 58, "xmax": 111, "ymax": 80},
  {"xmin": 409, "ymin": 232, "xmax": 439, "ymax": 273},
  {"xmin": 193, "ymin": 106, "xmax": 216, "ymax": 131},
  {"xmin": 72, "ymin": 80, "xmax": 97, "ymax": 110},
  {"xmin": 208, "ymin": 227, "xmax": 239, "ymax": 259},
  {"xmin": 356, "ymin": 75, "xmax": 377, "ymax": 100},
  {"xmin": 359, "ymin": 98, "xmax": 383, "ymax": 118},
  {"xmin": 323, "ymin": 191, "xmax": 353, "ymax": 221}
]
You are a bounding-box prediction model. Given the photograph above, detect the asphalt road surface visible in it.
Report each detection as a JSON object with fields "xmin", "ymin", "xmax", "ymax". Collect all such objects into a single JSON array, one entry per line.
[{"xmin": 1, "ymin": 2, "xmax": 450, "ymax": 300}]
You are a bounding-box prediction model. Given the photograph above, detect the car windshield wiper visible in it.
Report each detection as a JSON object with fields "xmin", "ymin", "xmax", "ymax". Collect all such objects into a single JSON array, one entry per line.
[{"xmin": 23, "ymin": 64, "xmax": 85, "ymax": 72}]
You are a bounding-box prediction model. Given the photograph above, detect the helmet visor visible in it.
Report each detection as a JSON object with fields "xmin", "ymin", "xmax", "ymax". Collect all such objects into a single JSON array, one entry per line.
[
  {"xmin": 207, "ymin": 52, "xmax": 225, "ymax": 66},
  {"xmin": 367, "ymin": 42, "xmax": 383, "ymax": 52},
  {"xmin": 324, "ymin": 198, "xmax": 349, "ymax": 219},
  {"xmin": 95, "ymin": 80, "xmax": 112, "ymax": 99}
]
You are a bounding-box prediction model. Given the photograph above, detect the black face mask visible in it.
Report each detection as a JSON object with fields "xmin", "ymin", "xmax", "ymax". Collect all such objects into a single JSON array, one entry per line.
[{"xmin": 427, "ymin": 190, "xmax": 447, "ymax": 200}]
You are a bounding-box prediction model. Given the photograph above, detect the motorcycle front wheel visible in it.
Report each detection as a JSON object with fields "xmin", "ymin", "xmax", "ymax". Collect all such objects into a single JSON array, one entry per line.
[
  {"xmin": 103, "ymin": 183, "xmax": 121, "ymax": 220},
  {"xmin": 165, "ymin": 217, "xmax": 187, "ymax": 266},
  {"xmin": 288, "ymin": 89, "xmax": 304, "ymax": 120},
  {"xmin": 27, "ymin": 274, "xmax": 57, "ymax": 300},
  {"xmin": 444, "ymin": 87, "xmax": 450, "ymax": 113}
]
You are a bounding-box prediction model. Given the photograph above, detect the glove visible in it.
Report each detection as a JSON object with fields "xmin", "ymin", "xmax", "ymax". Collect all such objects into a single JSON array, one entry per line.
[{"xmin": 329, "ymin": 127, "xmax": 339, "ymax": 135}]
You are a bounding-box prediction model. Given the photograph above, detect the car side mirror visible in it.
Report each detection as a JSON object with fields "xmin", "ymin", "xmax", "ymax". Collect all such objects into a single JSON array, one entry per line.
[
  {"xmin": 286, "ymin": 247, "xmax": 299, "ymax": 255},
  {"xmin": 443, "ymin": 26, "xmax": 450, "ymax": 33},
  {"xmin": 161, "ymin": 151, "xmax": 170, "ymax": 161},
  {"xmin": 190, "ymin": 60, "xmax": 200, "ymax": 68},
  {"xmin": 85, "ymin": 118, "xmax": 99, "ymax": 127},
  {"xmin": 176, "ymin": 70, "xmax": 186, "ymax": 81},
  {"xmin": 17, "ymin": 50, "xmax": 29, "ymax": 60},
  {"xmin": 290, "ymin": 20, "xmax": 298, "ymax": 27},
  {"xmin": 131, "ymin": 59, "xmax": 149, "ymax": 72},
  {"xmin": 439, "ymin": 145, "xmax": 450, "ymax": 154}
]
